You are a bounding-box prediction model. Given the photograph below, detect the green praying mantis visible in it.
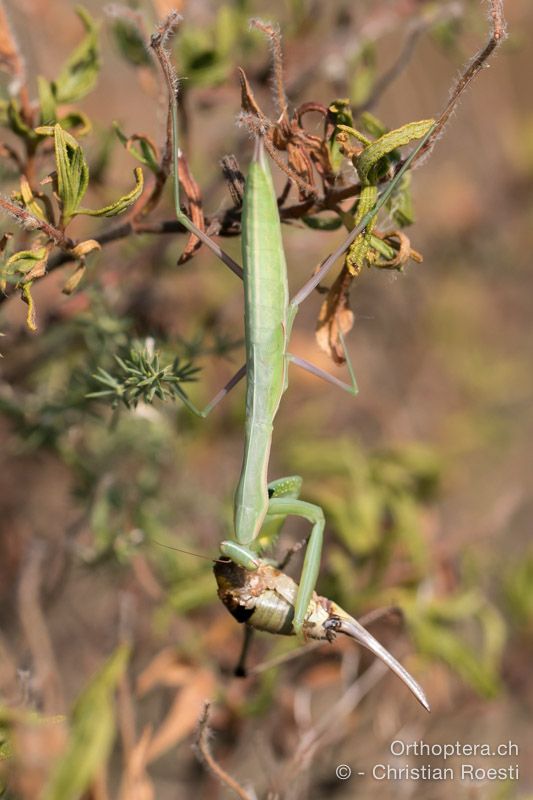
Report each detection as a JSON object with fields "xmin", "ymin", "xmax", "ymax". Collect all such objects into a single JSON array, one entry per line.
[
  {"xmin": 149, "ymin": 4, "xmax": 505, "ymax": 711},
  {"xmin": 151, "ymin": 21, "xmax": 432, "ymax": 710}
]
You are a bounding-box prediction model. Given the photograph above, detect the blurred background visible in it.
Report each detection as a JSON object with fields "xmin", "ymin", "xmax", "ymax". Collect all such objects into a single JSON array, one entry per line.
[{"xmin": 0, "ymin": 0, "xmax": 531, "ymax": 798}]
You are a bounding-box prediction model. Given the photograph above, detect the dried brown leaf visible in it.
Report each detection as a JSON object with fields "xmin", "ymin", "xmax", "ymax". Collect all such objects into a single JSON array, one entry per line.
[
  {"xmin": 237, "ymin": 67, "xmax": 264, "ymax": 121},
  {"xmin": 118, "ymin": 726, "xmax": 155, "ymax": 800},
  {"xmin": 286, "ymin": 141, "xmax": 315, "ymax": 195},
  {"xmin": 177, "ymin": 153, "xmax": 205, "ymax": 264},
  {"xmin": 0, "ymin": 6, "xmax": 22, "ymax": 81},
  {"xmin": 10, "ymin": 716, "xmax": 68, "ymax": 800},
  {"xmin": 315, "ymin": 267, "xmax": 354, "ymax": 365},
  {"xmin": 136, "ymin": 648, "xmax": 193, "ymax": 694},
  {"xmin": 146, "ymin": 668, "xmax": 216, "ymax": 762},
  {"xmin": 62, "ymin": 264, "xmax": 86, "ymax": 295},
  {"xmin": 70, "ymin": 238, "xmax": 101, "ymax": 259},
  {"xmin": 301, "ymin": 660, "xmax": 342, "ymax": 690},
  {"xmin": 0, "ymin": 232, "xmax": 13, "ymax": 253},
  {"xmin": 153, "ymin": 0, "xmax": 184, "ymax": 17},
  {"xmin": 220, "ymin": 155, "xmax": 245, "ymax": 209},
  {"xmin": 375, "ymin": 230, "xmax": 413, "ymax": 269},
  {"xmin": 23, "ymin": 245, "xmax": 50, "ymax": 282}
]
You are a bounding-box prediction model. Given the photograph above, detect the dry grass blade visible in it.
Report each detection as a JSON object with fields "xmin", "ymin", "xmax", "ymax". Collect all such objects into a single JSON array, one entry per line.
[
  {"xmin": 146, "ymin": 668, "xmax": 215, "ymax": 762},
  {"xmin": 194, "ymin": 703, "xmax": 255, "ymax": 800},
  {"xmin": 17, "ymin": 543, "xmax": 65, "ymax": 714},
  {"xmin": 118, "ymin": 726, "xmax": 155, "ymax": 800},
  {"xmin": 136, "ymin": 647, "xmax": 195, "ymax": 693},
  {"xmin": 136, "ymin": 650, "xmax": 217, "ymax": 763},
  {"xmin": 9, "ymin": 714, "xmax": 68, "ymax": 800}
]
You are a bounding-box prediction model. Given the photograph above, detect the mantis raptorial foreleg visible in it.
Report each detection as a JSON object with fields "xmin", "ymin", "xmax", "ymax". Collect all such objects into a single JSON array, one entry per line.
[
  {"xmin": 265, "ymin": 497, "xmax": 325, "ymax": 635},
  {"xmin": 221, "ymin": 479, "xmax": 325, "ymax": 635},
  {"xmin": 219, "ymin": 475, "xmax": 303, "ymax": 567}
]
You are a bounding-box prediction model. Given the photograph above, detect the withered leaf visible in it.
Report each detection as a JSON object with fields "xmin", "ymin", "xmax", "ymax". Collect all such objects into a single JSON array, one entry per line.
[
  {"xmin": 177, "ymin": 153, "xmax": 205, "ymax": 264},
  {"xmin": 373, "ymin": 230, "xmax": 418, "ymax": 270},
  {"xmin": 118, "ymin": 726, "xmax": 155, "ymax": 800},
  {"xmin": 137, "ymin": 648, "xmax": 195, "ymax": 694},
  {"xmin": 0, "ymin": 5, "xmax": 22, "ymax": 80},
  {"xmin": 146, "ymin": 669, "xmax": 216, "ymax": 762},
  {"xmin": 316, "ymin": 267, "xmax": 354, "ymax": 365}
]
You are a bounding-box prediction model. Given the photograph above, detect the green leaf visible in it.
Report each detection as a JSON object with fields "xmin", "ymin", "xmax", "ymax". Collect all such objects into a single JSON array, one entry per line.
[
  {"xmin": 502, "ymin": 551, "xmax": 533, "ymax": 628},
  {"xmin": 366, "ymin": 234, "xmax": 397, "ymax": 261},
  {"xmin": 214, "ymin": 5, "xmax": 240, "ymax": 58},
  {"xmin": 387, "ymin": 173, "xmax": 415, "ymax": 227},
  {"xmin": 34, "ymin": 125, "xmax": 79, "ymax": 147},
  {"xmin": 399, "ymin": 589, "xmax": 504, "ymax": 698},
  {"xmin": 0, "ymin": 98, "xmax": 8, "ymax": 127},
  {"xmin": 349, "ymin": 42, "xmax": 376, "ymax": 107},
  {"xmin": 356, "ymin": 119, "xmax": 434, "ymax": 185},
  {"xmin": 345, "ymin": 184, "xmax": 378, "ymax": 275},
  {"xmin": 77, "ymin": 167, "xmax": 143, "ymax": 217},
  {"xmin": 327, "ymin": 99, "xmax": 354, "ymax": 173},
  {"xmin": 43, "ymin": 645, "xmax": 129, "ymax": 800},
  {"xmin": 38, "ymin": 76, "xmax": 57, "ymax": 125},
  {"xmin": 113, "ymin": 123, "xmax": 159, "ymax": 173},
  {"xmin": 111, "ymin": 19, "xmax": 151, "ymax": 67},
  {"xmin": 337, "ymin": 123, "xmax": 371, "ymax": 147},
  {"xmin": 6, "ymin": 247, "xmax": 48, "ymax": 277},
  {"xmin": 19, "ymin": 175, "xmax": 47, "ymax": 221},
  {"xmin": 53, "ymin": 7, "xmax": 100, "ymax": 104},
  {"xmin": 41, "ymin": 124, "xmax": 89, "ymax": 222},
  {"xmin": 167, "ymin": 570, "xmax": 220, "ymax": 614},
  {"xmin": 410, "ymin": 614, "xmax": 501, "ymax": 697},
  {"xmin": 333, "ymin": 486, "xmax": 384, "ymax": 556},
  {"xmin": 178, "ymin": 15, "xmax": 238, "ymax": 89},
  {"xmin": 393, "ymin": 493, "xmax": 428, "ymax": 573},
  {"xmin": 7, "ymin": 99, "xmax": 38, "ymax": 141},
  {"xmin": 430, "ymin": 17, "xmax": 462, "ymax": 52},
  {"xmin": 302, "ymin": 213, "xmax": 342, "ymax": 231},
  {"xmin": 21, "ymin": 282, "xmax": 37, "ymax": 331},
  {"xmin": 338, "ymin": 119, "xmax": 434, "ymax": 272},
  {"xmin": 4, "ymin": 248, "xmax": 48, "ymax": 331},
  {"xmin": 58, "ymin": 110, "xmax": 92, "ymax": 137},
  {"xmin": 359, "ymin": 111, "xmax": 387, "ymax": 139},
  {"xmin": 35, "ymin": 111, "xmax": 91, "ymax": 138}
]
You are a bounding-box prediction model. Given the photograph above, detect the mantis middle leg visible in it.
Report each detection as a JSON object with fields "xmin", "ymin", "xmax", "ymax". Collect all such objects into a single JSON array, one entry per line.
[{"xmin": 177, "ymin": 363, "xmax": 246, "ymax": 418}]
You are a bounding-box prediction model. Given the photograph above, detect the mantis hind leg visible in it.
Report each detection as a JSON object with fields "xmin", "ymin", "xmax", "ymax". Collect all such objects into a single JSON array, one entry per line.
[{"xmin": 287, "ymin": 328, "xmax": 358, "ymax": 397}]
